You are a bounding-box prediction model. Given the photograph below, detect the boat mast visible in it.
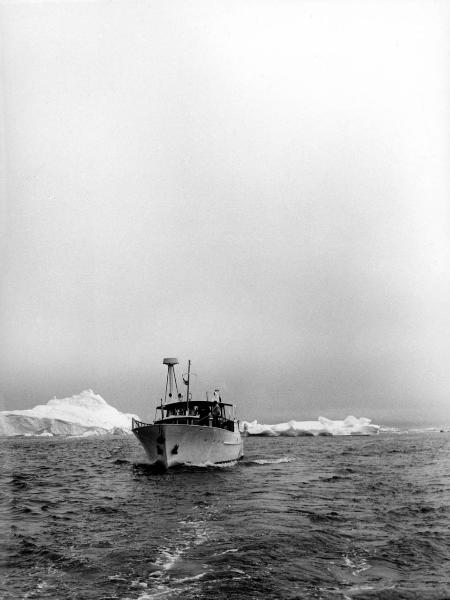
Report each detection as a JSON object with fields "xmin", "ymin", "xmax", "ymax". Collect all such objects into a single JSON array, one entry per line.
[
  {"xmin": 186, "ymin": 359, "xmax": 191, "ymax": 414},
  {"xmin": 162, "ymin": 358, "xmax": 179, "ymax": 404}
]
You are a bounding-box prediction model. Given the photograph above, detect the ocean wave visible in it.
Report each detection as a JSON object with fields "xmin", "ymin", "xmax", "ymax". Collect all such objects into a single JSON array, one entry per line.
[{"xmin": 2, "ymin": 433, "xmax": 450, "ymax": 600}]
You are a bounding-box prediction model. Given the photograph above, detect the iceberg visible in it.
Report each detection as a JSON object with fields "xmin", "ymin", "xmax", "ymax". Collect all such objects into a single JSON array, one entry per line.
[
  {"xmin": 240, "ymin": 415, "xmax": 380, "ymax": 437},
  {"xmin": 0, "ymin": 390, "xmax": 140, "ymax": 437}
]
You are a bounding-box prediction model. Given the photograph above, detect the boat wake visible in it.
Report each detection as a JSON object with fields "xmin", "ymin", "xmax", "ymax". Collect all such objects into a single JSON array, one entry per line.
[
  {"xmin": 132, "ymin": 460, "xmax": 240, "ymax": 475},
  {"xmin": 243, "ymin": 456, "xmax": 296, "ymax": 466},
  {"xmin": 129, "ymin": 510, "xmax": 221, "ymax": 599},
  {"xmin": 132, "ymin": 456, "xmax": 294, "ymax": 475}
]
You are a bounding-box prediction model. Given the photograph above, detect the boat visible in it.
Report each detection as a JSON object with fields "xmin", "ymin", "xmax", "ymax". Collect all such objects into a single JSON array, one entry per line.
[{"xmin": 132, "ymin": 358, "xmax": 244, "ymax": 469}]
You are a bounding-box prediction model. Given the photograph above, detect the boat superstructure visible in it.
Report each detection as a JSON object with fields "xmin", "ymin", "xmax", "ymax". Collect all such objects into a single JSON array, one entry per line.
[{"xmin": 132, "ymin": 358, "xmax": 243, "ymax": 469}]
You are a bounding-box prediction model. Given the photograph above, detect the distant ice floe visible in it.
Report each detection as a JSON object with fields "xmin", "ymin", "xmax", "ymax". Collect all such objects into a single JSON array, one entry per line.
[
  {"xmin": 240, "ymin": 415, "xmax": 380, "ymax": 437},
  {"xmin": 0, "ymin": 391, "xmax": 382, "ymax": 438},
  {"xmin": 0, "ymin": 390, "xmax": 140, "ymax": 438}
]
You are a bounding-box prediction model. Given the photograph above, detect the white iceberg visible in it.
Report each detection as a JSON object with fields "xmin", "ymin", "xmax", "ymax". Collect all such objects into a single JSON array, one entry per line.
[
  {"xmin": 240, "ymin": 415, "xmax": 380, "ymax": 437},
  {"xmin": 0, "ymin": 390, "xmax": 140, "ymax": 437}
]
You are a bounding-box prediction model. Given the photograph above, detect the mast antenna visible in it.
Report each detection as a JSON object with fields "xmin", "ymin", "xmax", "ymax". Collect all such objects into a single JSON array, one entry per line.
[
  {"xmin": 162, "ymin": 358, "xmax": 179, "ymax": 403},
  {"xmin": 185, "ymin": 360, "xmax": 191, "ymax": 414}
]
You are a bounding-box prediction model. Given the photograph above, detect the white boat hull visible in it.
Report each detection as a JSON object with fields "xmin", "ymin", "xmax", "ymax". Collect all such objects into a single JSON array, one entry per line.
[{"xmin": 133, "ymin": 423, "xmax": 244, "ymax": 469}]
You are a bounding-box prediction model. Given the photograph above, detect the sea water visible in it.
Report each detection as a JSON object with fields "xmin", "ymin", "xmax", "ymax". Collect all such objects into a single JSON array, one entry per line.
[{"xmin": 1, "ymin": 433, "xmax": 449, "ymax": 599}]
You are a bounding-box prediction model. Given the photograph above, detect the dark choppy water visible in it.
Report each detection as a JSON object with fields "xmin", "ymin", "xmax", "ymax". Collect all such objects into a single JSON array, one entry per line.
[{"xmin": 1, "ymin": 433, "xmax": 450, "ymax": 600}]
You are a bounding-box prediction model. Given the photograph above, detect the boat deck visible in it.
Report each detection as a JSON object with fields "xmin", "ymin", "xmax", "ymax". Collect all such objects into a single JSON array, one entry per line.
[{"xmin": 132, "ymin": 415, "xmax": 237, "ymax": 431}]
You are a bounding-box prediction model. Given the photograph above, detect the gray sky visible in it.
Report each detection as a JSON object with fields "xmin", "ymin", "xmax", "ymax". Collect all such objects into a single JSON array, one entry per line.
[{"xmin": 1, "ymin": 0, "xmax": 449, "ymax": 425}]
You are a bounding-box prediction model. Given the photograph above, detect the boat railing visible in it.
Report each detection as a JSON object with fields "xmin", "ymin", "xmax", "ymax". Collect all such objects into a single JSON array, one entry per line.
[
  {"xmin": 132, "ymin": 415, "xmax": 238, "ymax": 432},
  {"xmin": 131, "ymin": 418, "xmax": 149, "ymax": 429}
]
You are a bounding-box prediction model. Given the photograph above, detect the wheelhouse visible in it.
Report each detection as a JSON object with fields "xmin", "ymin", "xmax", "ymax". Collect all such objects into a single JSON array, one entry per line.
[{"xmin": 154, "ymin": 399, "xmax": 237, "ymax": 431}]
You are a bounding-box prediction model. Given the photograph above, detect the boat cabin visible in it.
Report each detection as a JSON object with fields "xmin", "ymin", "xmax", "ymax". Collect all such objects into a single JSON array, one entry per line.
[{"xmin": 155, "ymin": 400, "xmax": 237, "ymax": 431}]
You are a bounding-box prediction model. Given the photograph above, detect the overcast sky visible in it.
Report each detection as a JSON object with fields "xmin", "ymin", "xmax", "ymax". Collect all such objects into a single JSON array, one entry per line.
[{"xmin": 1, "ymin": 0, "xmax": 449, "ymax": 425}]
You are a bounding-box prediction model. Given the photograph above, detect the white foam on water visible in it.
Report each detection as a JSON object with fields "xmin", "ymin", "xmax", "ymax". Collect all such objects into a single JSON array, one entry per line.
[
  {"xmin": 108, "ymin": 575, "xmax": 129, "ymax": 582},
  {"xmin": 191, "ymin": 522, "xmax": 212, "ymax": 547},
  {"xmin": 218, "ymin": 548, "xmax": 239, "ymax": 555},
  {"xmin": 342, "ymin": 584, "xmax": 395, "ymax": 600},
  {"xmin": 343, "ymin": 555, "xmax": 371, "ymax": 575},
  {"xmin": 36, "ymin": 581, "xmax": 49, "ymax": 591},
  {"xmin": 172, "ymin": 572, "xmax": 207, "ymax": 584},
  {"xmin": 154, "ymin": 548, "xmax": 183, "ymax": 572},
  {"xmin": 130, "ymin": 580, "xmax": 148, "ymax": 589},
  {"xmin": 131, "ymin": 584, "xmax": 185, "ymax": 600},
  {"xmin": 183, "ymin": 460, "xmax": 239, "ymax": 469},
  {"xmin": 132, "ymin": 571, "xmax": 207, "ymax": 600},
  {"xmin": 251, "ymin": 457, "xmax": 296, "ymax": 465}
]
